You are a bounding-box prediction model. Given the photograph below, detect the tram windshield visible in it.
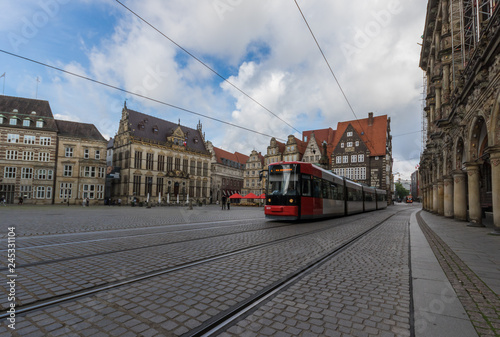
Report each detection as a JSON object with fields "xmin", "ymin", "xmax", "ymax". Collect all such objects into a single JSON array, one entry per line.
[{"xmin": 267, "ymin": 164, "xmax": 299, "ymax": 196}]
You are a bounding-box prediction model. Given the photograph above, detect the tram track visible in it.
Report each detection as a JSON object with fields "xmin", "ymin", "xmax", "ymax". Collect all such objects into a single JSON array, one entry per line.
[
  {"xmin": 185, "ymin": 212, "xmax": 400, "ymax": 337},
  {"xmin": 0, "ymin": 210, "xmax": 401, "ymax": 321}
]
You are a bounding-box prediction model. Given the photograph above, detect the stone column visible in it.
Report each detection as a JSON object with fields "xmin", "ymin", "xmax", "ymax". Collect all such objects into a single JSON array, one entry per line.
[
  {"xmin": 437, "ymin": 180, "xmax": 444, "ymax": 215},
  {"xmin": 422, "ymin": 186, "xmax": 428, "ymax": 210},
  {"xmin": 490, "ymin": 151, "xmax": 500, "ymax": 234},
  {"xmin": 466, "ymin": 163, "xmax": 482, "ymax": 226},
  {"xmin": 444, "ymin": 176, "xmax": 454, "ymax": 217},
  {"xmin": 433, "ymin": 183, "xmax": 438, "ymax": 213},
  {"xmin": 453, "ymin": 171, "xmax": 467, "ymax": 221}
]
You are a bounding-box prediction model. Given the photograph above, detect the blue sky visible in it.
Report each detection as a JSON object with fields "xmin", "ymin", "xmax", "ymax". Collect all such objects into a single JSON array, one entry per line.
[{"xmin": 0, "ymin": 0, "xmax": 427, "ymax": 180}]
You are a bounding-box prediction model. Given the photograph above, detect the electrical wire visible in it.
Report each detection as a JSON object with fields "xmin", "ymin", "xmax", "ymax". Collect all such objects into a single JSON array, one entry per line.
[
  {"xmin": 115, "ymin": 0, "xmax": 301, "ymax": 135},
  {"xmin": 293, "ymin": 0, "xmax": 372, "ymax": 142},
  {"xmin": 0, "ymin": 49, "xmax": 287, "ymax": 142}
]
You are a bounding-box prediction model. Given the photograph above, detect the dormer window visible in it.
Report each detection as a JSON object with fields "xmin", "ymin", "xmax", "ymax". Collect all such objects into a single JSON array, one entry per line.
[
  {"xmin": 194, "ymin": 137, "xmax": 198, "ymax": 143},
  {"xmin": 152, "ymin": 126, "xmax": 159, "ymax": 134},
  {"xmin": 23, "ymin": 118, "xmax": 31, "ymax": 127},
  {"xmin": 138, "ymin": 123, "xmax": 145, "ymax": 130},
  {"xmin": 10, "ymin": 118, "xmax": 17, "ymax": 125},
  {"xmin": 36, "ymin": 120, "xmax": 43, "ymax": 128}
]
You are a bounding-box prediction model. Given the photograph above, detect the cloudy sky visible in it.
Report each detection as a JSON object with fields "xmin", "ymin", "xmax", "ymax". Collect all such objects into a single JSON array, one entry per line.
[{"xmin": 0, "ymin": 0, "xmax": 426, "ymax": 180}]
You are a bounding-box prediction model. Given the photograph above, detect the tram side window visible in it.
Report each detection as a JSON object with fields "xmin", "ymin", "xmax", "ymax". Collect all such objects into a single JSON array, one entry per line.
[
  {"xmin": 321, "ymin": 180, "xmax": 330, "ymax": 199},
  {"xmin": 312, "ymin": 177, "xmax": 321, "ymax": 198},
  {"xmin": 302, "ymin": 175, "xmax": 311, "ymax": 197}
]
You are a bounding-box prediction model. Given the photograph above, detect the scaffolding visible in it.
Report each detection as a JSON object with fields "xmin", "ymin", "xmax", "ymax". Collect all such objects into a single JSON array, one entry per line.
[
  {"xmin": 421, "ymin": 72, "xmax": 428, "ymax": 153},
  {"xmin": 449, "ymin": 0, "xmax": 497, "ymax": 89}
]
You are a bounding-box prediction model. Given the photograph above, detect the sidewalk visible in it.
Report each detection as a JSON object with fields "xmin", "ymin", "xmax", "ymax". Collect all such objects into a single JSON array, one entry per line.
[{"xmin": 410, "ymin": 208, "xmax": 500, "ymax": 337}]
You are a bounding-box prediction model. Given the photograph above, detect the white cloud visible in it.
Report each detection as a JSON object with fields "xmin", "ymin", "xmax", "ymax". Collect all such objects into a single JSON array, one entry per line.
[{"xmin": 1, "ymin": 0, "xmax": 427, "ymax": 178}]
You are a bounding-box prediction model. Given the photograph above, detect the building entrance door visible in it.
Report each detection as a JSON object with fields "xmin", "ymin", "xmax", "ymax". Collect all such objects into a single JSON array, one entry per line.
[
  {"xmin": 174, "ymin": 182, "xmax": 179, "ymax": 196},
  {"xmin": 0, "ymin": 184, "xmax": 15, "ymax": 204}
]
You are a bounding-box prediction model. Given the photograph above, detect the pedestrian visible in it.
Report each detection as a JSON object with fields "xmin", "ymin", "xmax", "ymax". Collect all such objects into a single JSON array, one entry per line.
[
  {"xmin": 82, "ymin": 199, "xmax": 86, "ymax": 207},
  {"xmin": 1, "ymin": 196, "xmax": 5, "ymax": 206},
  {"xmin": 18, "ymin": 196, "xmax": 23, "ymax": 205},
  {"xmin": 227, "ymin": 198, "xmax": 230, "ymax": 210},
  {"xmin": 221, "ymin": 196, "xmax": 226, "ymax": 210},
  {"xmin": 86, "ymin": 198, "xmax": 89, "ymax": 207},
  {"xmin": 118, "ymin": 198, "xmax": 122, "ymax": 206}
]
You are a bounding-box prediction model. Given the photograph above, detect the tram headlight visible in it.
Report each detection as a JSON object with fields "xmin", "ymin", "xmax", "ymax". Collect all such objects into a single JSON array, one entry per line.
[
  {"xmin": 268, "ymin": 198, "xmax": 271, "ymax": 203},
  {"xmin": 289, "ymin": 198, "xmax": 295, "ymax": 204}
]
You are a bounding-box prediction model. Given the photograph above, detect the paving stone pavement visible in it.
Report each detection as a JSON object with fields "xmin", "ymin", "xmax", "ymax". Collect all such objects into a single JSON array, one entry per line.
[{"xmin": 0, "ymin": 204, "xmax": 497, "ymax": 336}]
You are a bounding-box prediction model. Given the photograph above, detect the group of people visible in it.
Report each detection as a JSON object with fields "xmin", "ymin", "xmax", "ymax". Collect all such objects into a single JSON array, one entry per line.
[{"xmin": 221, "ymin": 196, "xmax": 231, "ymax": 210}]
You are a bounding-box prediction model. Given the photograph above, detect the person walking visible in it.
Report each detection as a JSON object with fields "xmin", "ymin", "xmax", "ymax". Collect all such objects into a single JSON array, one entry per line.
[
  {"xmin": 221, "ymin": 196, "xmax": 226, "ymax": 210},
  {"xmin": 1, "ymin": 195, "xmax": 6, "ymax": 206},
  {"xmin": 227, "ymin": 198, "xmax": 230, "ymax": 210}
]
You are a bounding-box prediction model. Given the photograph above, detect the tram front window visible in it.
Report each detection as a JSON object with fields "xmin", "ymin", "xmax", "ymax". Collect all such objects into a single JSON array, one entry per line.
[{"xmin": 268, "ymin": 164, "xmax": 299, "ymax": 196}]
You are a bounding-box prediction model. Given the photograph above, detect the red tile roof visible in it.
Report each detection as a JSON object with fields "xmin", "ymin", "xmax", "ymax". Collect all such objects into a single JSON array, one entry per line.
[
  {"xmin": 302, "ymin": 128, "xmax": 336, "ymax": 147},
  {"xmin": 213, "ymin": 146, "xmax": 249, "ymax": 165},
  {"xmin": 332, "ymin": 115, "xmax": 388, "ymax": 156}
]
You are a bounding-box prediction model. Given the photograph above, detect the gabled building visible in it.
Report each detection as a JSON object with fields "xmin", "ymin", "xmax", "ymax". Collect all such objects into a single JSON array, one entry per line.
[
  {"xmin": 112, "ymin": 103, "xmax": 211, "ymax": 205},
  {"xmin": 331, "ymin": 112, "xmax": 392, "ymax": 197},
  {"xmin": 242, "ymin": 150, "xmax": 265, "ymax": 197},
  {"xmin": 206, "ymin": 141, "xmax": 248, "ymax": 203},
  {"xmin": 54, "ymin": 120, "xmax": 107, "ymax": 205},
  {"xmin": 302, "ymin": 128, "xmax": 336, "ymax": 168},
  {"xmin": 0, "ymin": 96, "xmax": 58, "ymax": 204}
]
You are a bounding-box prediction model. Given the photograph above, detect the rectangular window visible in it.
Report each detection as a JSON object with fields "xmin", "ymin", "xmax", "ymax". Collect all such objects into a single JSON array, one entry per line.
[
  {"xmin": 60, "ymin": 183, "xmax": 73, "ymax": 200},
  {"xmin": 24, "ymin": 135, "xmax": 36, "ymax": 144},
  {"xmin": 97, "ymin": 185, "xmax": 104, "ymax": 199},
  {"xmin": 134, "ymin": 151, "xmax": 142, "ymax": 169},
  {"xmin": 65, "ymin": 147, "xmax": 73, "ymax": 157},
  {"xmin": 340, "ymin": 143, "xmax": 344, "ymax": 148},
  {"xmin": 36, "ymin": 186, "xmax": 45, "ymax": 199},
  {"xmin": 343, "ymin": 155, "xmax": 348, "ymax": 163},
  {"xmin": 7, "ymin": 134, "xmax": 19, "ymax": 143},
  {"xmin": 63, "ymin": 165, "xmax": 73, "ymax": 177},
  {"xmin": 82, "ymin": 166, "xmax": 96, "ymax": 177},
  {"xmin": 20, "ymin": 185, "xmax": 32, "ymax": 199},
  {"xmin": 157, "ymin": 177, "xmax": 164, "ymax": 196},
  {"xmin": 175, "ymin": 158, "xmax": 181, "ymax": 171},
  {"xmin": 82, "ymin": 184, "xmax": 96, "ymax": 199},
  {"xmin": 203, "ymin": 162, "xmax": 208, "ymax": 177},
  {"xmin": 158, "ymin": 155, "xmax": 165, "ymax": 171},
  {"xmin": 351, "ymin": 155, "xmax": 357, "ymax": 163},
  {"xmin": 36, "ymin": 169, "xmax": 53, "ymax": 180},
  {"xmin": 23, "ymin": 119, "xmax": 30, "ymax": 127},
  {"xmin": 166, "ymin": 156, "xmax": 173, "ymax": 171},
  {"xmin": 98, "ymin": 167, "xmax": 105, "ymax": 178},
  {"xmin": 40, "ymin": 137, "xmax": 51, "ymax": 146},
  {"xmin": 39, "ymin": 152, "xmax": 50, "ymax": 162},
  {"xmin": 10, "ymin": 118, "xmax": 17, "ymax": 125},
  {"xmin": 23, "ymin": 151, "xmax": 34, "ymax": 161},
  {"xmin": 4, "ymin": 167, "xmax": 16, "ymax": 178},
  {"xmin": 6, "ymin": 150, "xmax": 17, "ymax": 160},
  {"xmin": 133, "ymin": 176, "xmax": 141, "ymax": 195},
  {"xmin": 355, "ymin": 141, "xmax": 359, "ymax": 147},
  {"xmin": 336, "ymin": 156, "xmax": 342, "ymax": 164},
  {"xmin": 183, "ymin": 159, "xmax": 189, "ymax": 173},
  {"xmin": 84, "ymin": 149, "xmax": 90, "ymax": 159},
  {"xmin": 95, "ymin": 150, "xmax": 100, "ymax": 160},
  {"xmin": 146, "ymin": 153, "xmax": 154, "ymax": 170},
  {"xmin": 36, "ymin": 121, "xmax": 43, "ymax": 128},
  {"xmin": 21, "ymin": 168, "xmax": 33, "ymax": 179},
  {"xmin": 358, "ymin": 154, "xmax": 364, "ymax": 162},
  {"xmin": 347, "ymin": 142, "xmax": 353, "ymax": 147},
  {"xmin": 347, "ymin": 131, "xmax": 353, "ymax": 137},
  {"xmin": 197, "ymin": 161, "xmax": 202, "ymax": 176}
]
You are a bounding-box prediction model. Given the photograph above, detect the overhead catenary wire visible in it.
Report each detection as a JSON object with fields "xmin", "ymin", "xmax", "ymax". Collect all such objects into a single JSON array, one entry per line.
[
  {"xmin": 0, "ymin": 49, "xmax": 286, "ymax": 142},
  {"xmin": 293, "ymin": 0, "xmax": 372, "ymax": 142},
  {"xmin": 114, "ymin": 0, "xmax": 301, "ymax": 135}
]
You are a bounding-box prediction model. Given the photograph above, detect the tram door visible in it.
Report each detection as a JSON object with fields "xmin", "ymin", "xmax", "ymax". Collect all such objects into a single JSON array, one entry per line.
[{"xmin": 0, "ymin": 184, "xmax": 15, "ymax": 204}]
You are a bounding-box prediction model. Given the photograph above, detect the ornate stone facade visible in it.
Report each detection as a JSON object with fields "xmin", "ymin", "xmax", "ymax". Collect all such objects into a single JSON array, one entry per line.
[
  {"xmin": 419, "ymin": 0, "xmax": 500, "ymax": 231},
  {"xmin": 112, "ymin": 104, "xmax": 211, "ymax": 205}
]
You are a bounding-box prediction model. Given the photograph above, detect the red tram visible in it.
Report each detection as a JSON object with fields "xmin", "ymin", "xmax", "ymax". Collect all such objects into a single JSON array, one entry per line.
[{"xmin": 264, "ymin": 162, "xmax": 387, "ymax": 220}]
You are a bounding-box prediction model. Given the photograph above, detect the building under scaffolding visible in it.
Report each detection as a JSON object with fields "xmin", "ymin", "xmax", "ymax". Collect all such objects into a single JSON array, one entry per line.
[{"xmin": 419, "ymin": 0, "xmax": 500, "ymax": 231}]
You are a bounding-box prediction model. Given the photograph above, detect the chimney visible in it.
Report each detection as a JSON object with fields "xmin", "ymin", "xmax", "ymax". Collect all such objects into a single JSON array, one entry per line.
[{"xmin": 368, "ymin": 112, "xmax": 374, "ymax": 126}]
